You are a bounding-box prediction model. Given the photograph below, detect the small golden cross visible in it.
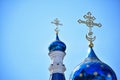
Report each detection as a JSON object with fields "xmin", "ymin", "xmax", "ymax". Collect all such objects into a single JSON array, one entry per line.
[
  {"xmin": 51, "ymin": 18, "xmax": 63, "ymax": 34},
  {"xmin": 78, "ymin": 12, "xmax": 102, "ymax": 47}
]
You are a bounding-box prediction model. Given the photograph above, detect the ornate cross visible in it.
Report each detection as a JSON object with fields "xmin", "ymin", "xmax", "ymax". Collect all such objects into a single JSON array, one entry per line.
[
  {"xmin": 78, "ymin": 12, "xmax": 102, "ymax": 47},
  {"xmin": 51, "ymin": 18, "xmax": 63, "ymax": 34}
]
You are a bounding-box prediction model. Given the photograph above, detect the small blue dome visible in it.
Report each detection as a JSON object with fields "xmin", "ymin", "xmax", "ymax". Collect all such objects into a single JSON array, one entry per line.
[
  {"xmin": 48, "ymin": 34, "xmax": 66, "ymax": 52},
  {"xmin": 70, "ymin": 48, "xmax": 117, "ymax": 80}
]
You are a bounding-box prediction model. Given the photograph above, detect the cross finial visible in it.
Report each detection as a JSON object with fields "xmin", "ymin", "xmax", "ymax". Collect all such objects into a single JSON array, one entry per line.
[
  {"xmin": 51, "ymin": 18, "xmax": 63, "ymax": 34},
  {"xmin": 78, "ymin": 12, "xmax": 102, "ymax": 47}
]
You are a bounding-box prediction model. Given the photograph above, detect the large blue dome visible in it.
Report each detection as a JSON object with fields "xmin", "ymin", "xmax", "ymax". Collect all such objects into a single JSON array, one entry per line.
[
  {"xmin": 70, "ymin": 48, "xmax": 117, "ymax": 80},
  {"xmin": 48, "ymin": 34, "xmax": 66, "ymax": 52}
]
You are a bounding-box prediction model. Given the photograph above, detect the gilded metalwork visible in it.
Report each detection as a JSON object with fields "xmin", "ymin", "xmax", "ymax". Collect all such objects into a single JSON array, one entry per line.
[
  {"xmin": 51, "ymin": 18, "xmax": 63, "ymax": 34},
  {"xmin": 78, "ymin": 12, "xmax": 102, "ymax": 47}
]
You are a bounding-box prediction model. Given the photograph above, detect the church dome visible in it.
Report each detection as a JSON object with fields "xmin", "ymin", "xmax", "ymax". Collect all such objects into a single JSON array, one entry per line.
[
  {"xmin": 70, "ymin": 48, "xmax": 117, "ymax": 80},
  {"xmin": 48, "ymin": 34, "xmax": 66, "ymax": 52}
]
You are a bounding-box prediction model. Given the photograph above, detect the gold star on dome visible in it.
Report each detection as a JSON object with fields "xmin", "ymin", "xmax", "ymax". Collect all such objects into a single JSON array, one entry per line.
[
  {"xmin": 107, "ymin": 74, "xmax": 111, "ymax": 78},
  {"xmin": 79, "ymin": 73, "xmax": 83, "ymax": 77},
  {"xmin": 93, "ymin": 71, "xmax": 98, "ymax": 76}
]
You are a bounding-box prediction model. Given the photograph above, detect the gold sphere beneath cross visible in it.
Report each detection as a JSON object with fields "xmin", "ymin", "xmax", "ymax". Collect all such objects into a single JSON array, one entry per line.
[{"xmin": 89, "ymin": 41, "xmax": 94, "ymax": 48}]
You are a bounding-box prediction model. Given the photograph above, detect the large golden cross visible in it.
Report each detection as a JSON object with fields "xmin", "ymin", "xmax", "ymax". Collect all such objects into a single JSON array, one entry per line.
[
  {"xmin": 78, "ymin": 12, "xmax": 102, "ymax": 47},
  {"xmin": 51, "ymin": 18, "xmax": 63, "ymax": 34}
]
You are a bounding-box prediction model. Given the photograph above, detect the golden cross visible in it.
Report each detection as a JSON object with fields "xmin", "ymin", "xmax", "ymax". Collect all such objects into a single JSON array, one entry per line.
[
  {"xmin": 51, "ymin": 18, "xmax": 63, "ymax": 34},
  {"xmin": 78, "ymin": 12, "xmax": 102, "ymax": 47}
]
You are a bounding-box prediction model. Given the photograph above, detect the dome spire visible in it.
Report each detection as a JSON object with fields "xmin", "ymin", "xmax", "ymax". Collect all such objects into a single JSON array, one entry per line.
[
  {"xmin": 51, "ymin": 18, "xmax": 63, "ymax": 35},
  {"xmin": 49, "ymin": 18, "xmax": 66, "ymax": 52},
  {"xmin": 51, "ymin": 18, "xmax": 63, "ymax": 41},
  {"xmin": 78, "ymin": 12, "xmax": 102, "ymax": 47}
]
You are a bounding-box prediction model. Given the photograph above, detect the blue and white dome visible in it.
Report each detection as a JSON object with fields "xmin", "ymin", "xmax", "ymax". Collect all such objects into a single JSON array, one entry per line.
[
  {"xmin": 48, "ymin": 34, "xmax": 66, "ymax": 52},
  {"xmin": 70, "ymin": 48, "xmax": 117, "ymax": 80}
]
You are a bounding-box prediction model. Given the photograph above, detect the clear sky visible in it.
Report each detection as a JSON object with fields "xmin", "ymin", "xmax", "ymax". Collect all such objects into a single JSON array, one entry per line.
[{"xmin": 0, "ymin": 0, "xmax": 120, "ymax": 80}]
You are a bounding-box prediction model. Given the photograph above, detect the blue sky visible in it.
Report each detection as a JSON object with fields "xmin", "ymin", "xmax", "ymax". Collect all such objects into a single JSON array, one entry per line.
[{"xmin": 0, "ymin": 0, "xmax": 120, "ymax": 80}]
